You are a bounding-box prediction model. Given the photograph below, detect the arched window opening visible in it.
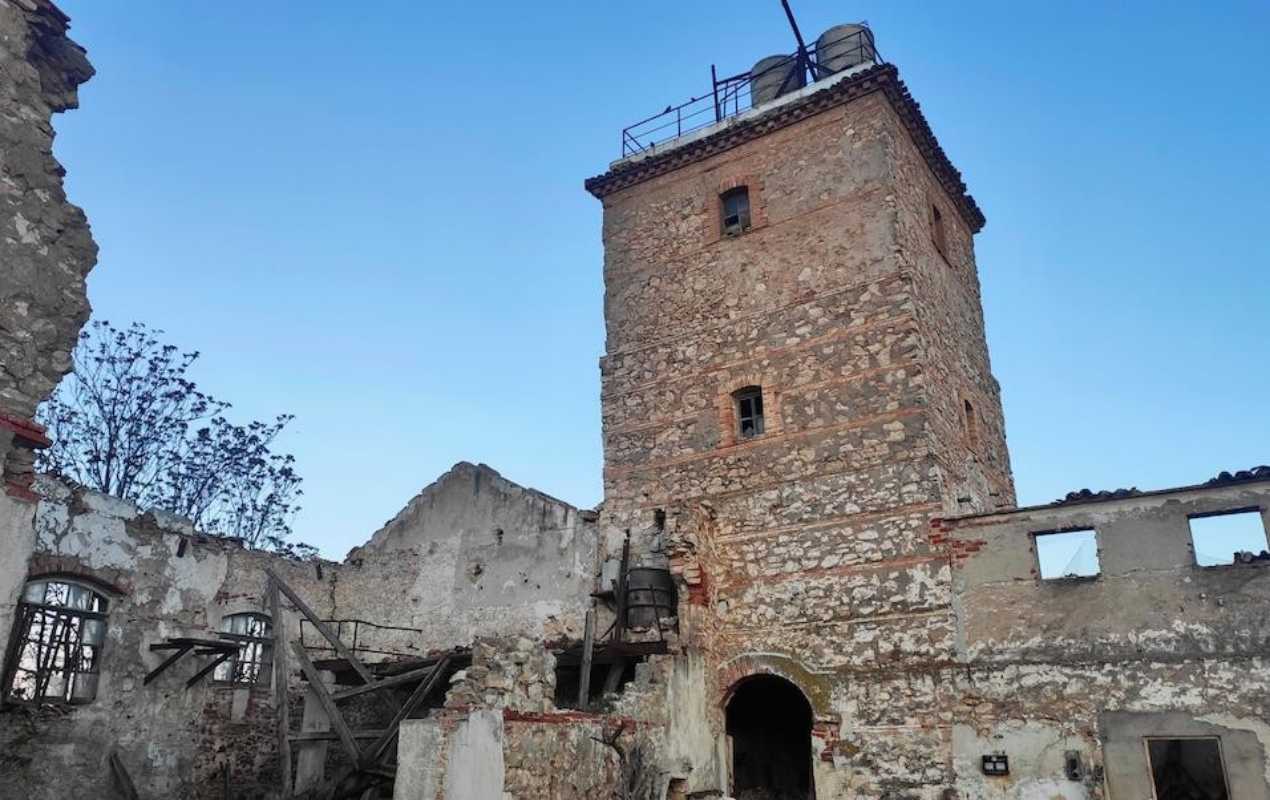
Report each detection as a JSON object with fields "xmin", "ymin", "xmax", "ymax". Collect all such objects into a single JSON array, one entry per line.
[
  {"xmin": 4, "ymin": 578, "xmax": 109, "ymax": 704},
  {"xmin": 726, "ymin": 675, "xmax": 814, "ymax": 799},
  {"xmin": 214, "ymin": 613, "xmax": 273, "ymax": 685},
  {"xmin": 734, "ymin": 386, "xmax": 766, "ymax": 440}
]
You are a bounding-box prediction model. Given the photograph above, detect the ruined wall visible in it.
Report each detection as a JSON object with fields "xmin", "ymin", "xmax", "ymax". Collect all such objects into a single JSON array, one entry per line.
[
  {"xmin": 938, "ymin": 476, "xmax": 1270, "ymax": 798},
  {"xmin": 0, "ymin": 0, "xmax": 96, "ymax": 670},
  {"xmin": 0, "ymin": 478, "xmax": 341, "ymax": 800},
  {"xmin": 342, "ymin": 461, "xmax": 599, "ymax": 655},
  {"xmin": 0, "ymin": 463, "xmax": 603, "ymax": 798},
  {"xmin": 395, "ymin": 642, "xmax": 722, "ymax": 800},
  {"xmin": 589, "ymin": 68, "xmax": 1015, "ymax": 797}
]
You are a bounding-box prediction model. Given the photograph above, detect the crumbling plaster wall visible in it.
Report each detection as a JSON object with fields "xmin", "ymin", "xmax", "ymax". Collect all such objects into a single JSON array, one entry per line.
[
  {"xmin": 0, "ymin": 478, "xmax": 342, "ymax": 800},
  {"xmin": 0, "ymin": 0, "xmax": 96, "ymax": 670},
  {"xmin": 342, "ymin": 462, "xmax": 600, "ymax": 655},
  {"xmin": 939, "ymin": 478, "xmax": 1270, "ymax": 798}
]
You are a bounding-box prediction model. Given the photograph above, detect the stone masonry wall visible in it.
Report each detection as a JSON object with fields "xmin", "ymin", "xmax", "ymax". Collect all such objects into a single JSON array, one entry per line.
[
  {"xmin": 593, "ymin": 81, "xmax": 1015, "ymax": 797},
  {"xmin": 0, "ymin": 0, "xmax": 96, "ymax": 679}
]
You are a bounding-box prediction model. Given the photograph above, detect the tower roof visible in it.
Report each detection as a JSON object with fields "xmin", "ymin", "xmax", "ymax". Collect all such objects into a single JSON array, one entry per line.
[{"xmin": 585, "ymin": 63, "xmax": 986, "ymax": 234}]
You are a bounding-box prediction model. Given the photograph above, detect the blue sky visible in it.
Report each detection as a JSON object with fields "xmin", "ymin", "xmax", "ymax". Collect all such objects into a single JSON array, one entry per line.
[{"xmin": 52, "ymin": 1, "xmax": 1269, "ymax": 557}]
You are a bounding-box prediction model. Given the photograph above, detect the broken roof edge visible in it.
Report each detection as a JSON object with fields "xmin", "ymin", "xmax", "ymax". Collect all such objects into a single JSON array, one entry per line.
[
  {"xmin": 584, "ymin": 62, "xmax": 986, "ymax": 234},
  {"xmin": 943, "ymin": 466, "xmax": 1270, "ymax": 526},
  {"xmin": 347, "ymin": 460, "xmax": 597, "ymax": 560},
  {"xmin": 31, "ymin": 473, "xmax": 343, "ymax": 565}
]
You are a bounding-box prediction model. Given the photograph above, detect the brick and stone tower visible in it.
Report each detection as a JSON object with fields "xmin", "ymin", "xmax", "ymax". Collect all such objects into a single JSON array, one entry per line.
[{"xmin": 587, "ymin": 43, "xmax": 1015, "ymax": 795}]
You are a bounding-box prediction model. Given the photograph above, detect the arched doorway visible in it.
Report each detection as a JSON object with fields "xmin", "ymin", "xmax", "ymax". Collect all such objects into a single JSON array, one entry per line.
[{"xmin": 726, "ymin": 674, "xmax": 815, "ymax": 799}]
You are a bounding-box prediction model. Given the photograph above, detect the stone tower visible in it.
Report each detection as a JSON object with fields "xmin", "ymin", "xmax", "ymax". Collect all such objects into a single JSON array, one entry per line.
[{"xmin": 587, "ymin": 50, "xmax": 1016, "ymax": 794}]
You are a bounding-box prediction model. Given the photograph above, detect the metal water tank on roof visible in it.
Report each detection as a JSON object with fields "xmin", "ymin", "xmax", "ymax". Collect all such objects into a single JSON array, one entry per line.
[
  {"xmin": 750, "ymin": 53, "xmax": 805, "ymax": 107},
  {"xmin": 815, "ymin": 24, "xmax": 876, "ymax": 75}
]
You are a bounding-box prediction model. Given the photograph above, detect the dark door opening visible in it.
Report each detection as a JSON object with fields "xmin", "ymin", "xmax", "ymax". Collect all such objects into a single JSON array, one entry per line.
[
  {"xmin": 1147, "ymin": 738, "xmax": 1229, "ymax": 800},
  {"xmin": 726, "ymin": 675, "xmax": 814, "ymax": 800}
]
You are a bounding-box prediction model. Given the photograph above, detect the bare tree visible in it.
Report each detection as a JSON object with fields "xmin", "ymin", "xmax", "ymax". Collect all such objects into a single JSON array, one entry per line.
[{"xmin": 37, "ymin": 320, "xmax": 310, "ymax": 555}]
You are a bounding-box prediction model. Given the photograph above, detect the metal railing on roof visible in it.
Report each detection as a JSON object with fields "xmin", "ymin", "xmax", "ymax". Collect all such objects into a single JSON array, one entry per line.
[
  {"xmin": 619, "ymin": 25, "xmax": 881, "ymax": 158},
  {"xmin": 299, "ymin": 617, "xmax": 423, "ymax": 660}
]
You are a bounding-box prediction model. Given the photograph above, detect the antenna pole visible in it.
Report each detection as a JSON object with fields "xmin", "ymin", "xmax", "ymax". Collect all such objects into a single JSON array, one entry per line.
[
  {"xmin": 780, "ymin": 0, "xmax": 813, "ymax": 81},
  {"xmin": 780, "ymin": 0, "xmax": 809, "ymax": 53}
]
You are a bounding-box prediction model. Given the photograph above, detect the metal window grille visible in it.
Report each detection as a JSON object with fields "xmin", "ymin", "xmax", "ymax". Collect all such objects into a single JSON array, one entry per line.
[
  {"xmin": 213, "ymin": 613, "xmax": 273, "ymax": 685},
  {"xmin": 735, "ymin": 387, "xmax": 765, "ymax": 439},
  {"xmin": 3, "ymin": 579, "xmax": 108, "ymax": 704}
]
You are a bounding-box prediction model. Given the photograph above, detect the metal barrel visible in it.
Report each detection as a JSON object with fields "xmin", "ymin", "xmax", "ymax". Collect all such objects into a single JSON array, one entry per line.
[{"xmin": 624, "ymin": 567, "xmax": 678, "ymax": 628}]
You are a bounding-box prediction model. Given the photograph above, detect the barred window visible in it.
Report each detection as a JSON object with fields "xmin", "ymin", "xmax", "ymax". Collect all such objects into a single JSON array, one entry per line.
[
  {"xmin": 4, "ymin": 579, "xmax": 109, "ymax": 704},
  {"xmin": 213, "ymin": 613, "xmax": 273, "ymax": 685}
]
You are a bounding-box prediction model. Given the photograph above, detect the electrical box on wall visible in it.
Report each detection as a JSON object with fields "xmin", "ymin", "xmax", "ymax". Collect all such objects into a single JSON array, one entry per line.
[{"xmin": 982, "ymin": 755, "xmax": 1009, "ymax": 776}]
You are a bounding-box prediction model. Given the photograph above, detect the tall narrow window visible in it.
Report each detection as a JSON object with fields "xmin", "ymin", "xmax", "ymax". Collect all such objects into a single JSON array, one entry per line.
[
  {"xmin": 214, "ymin": 613, "xmax": 273, "ymax": 685},
  {"xmin": 721, "ymin": 187, "xmax": 752, "ymax": 236},
  {"xmin": 4, "ymin": 578, "xmax": 109, "ymax": 704},
  {"xmin": 931, "ymin": 202, "xmax": 948, "ymax": 259},
  {"xmin": 733, "ymin": 386, "xmax": 765, "ymax": 439},
  {"xmin": 963, "ymin": 398, "xmax": 980, "ymax": 448}
]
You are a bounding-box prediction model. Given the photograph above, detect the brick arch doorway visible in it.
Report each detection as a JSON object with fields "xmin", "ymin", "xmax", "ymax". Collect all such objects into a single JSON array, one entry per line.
[{"xmin": 725, "ymin": 674, "xmax": 816, "ymax": 800}]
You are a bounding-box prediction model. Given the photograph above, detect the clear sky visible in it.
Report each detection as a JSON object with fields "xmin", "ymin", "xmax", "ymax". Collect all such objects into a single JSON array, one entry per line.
[{"xmin": 52, "ymin": 1, "xmax": 1269, "ymax": 558}]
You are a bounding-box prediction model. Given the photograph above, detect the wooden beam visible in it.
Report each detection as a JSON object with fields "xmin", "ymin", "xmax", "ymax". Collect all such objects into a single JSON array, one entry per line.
[
  {"xmin": 265, "ymin": 567, "xmax": 396, "ymax": 716},
  {"xmin": 290, "ymin": 640, "xmax": 362, "ymax": 762},
  {"xmin": 577, "ymin": 609, "xmax": 595, "ymax": 710},
  {"xmin": 288, "ymin": 729, "xmax": 386, "ymax": 743},
  {"xmin": 185, "ymin": 650, "xmax": 234, "ymax": 688},
  {"xmin": 265, "ymin": 568, "xmax": 375, "ymax": 687},
  {"xmin": 270, "ymin": 578, "xmax": 293, "ymax": 799},
  {"xmin": 331, "ymin": 663, "xmax": 439, "ymax": 702},
  {"xmin": 109, "ymin": 752, "xmax": 140, "ymax": 800},
  {"xmin": 360, "ymin": 654, "xmax": 451, "ymax": 767},
  {"xmin": 144, "ymin": 643, "xmax": 192, "ymax": 685}
]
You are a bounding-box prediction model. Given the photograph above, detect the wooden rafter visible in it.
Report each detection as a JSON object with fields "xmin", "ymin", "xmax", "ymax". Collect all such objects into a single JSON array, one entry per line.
[
  {"xmin": 269, "ymin": 578, "xmax": 293, "ymax": 799},
  {"xmin": 269, "ymin": 567, "xmax": 458, "ymax": 796}
]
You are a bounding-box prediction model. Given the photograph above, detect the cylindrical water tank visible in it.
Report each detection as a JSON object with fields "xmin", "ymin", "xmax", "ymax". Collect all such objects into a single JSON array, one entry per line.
[
  {"xmin": 624, "ymin": 567, "xmax": 677, "ymax": 629},
  {"xmin": 816, "ymin": 24, "xmax": 876, "ymax": 75},
  {"xmin": 750, "ymin": 54, "xmax": 804, "ymax": 107}
]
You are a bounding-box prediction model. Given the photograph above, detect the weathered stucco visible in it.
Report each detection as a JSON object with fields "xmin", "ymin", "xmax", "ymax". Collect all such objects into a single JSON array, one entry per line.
[
  {"xmin": 938, "ymin": 475, "xmax": 1270, "ymax": 798},
  {"xmin": 341, "ymin": 461, "xmax": 599, "ymax": 653}
]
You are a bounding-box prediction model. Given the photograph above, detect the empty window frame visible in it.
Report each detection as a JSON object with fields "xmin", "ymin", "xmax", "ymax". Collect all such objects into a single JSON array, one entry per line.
[
  {"xmin": 963, "ymin": 398, "xmax": 980, "ymax": 449},
  {"xmin": 930, "ymin": 202, "xmax": 948, "ymax": 259},
  {"xmin": 1188, "ymin": 509, "xmax": 1269, "ymax": 567},
  {"xmin": 721, "ymin": 187, "xmax": 752, "ymax": 236},
  {"xmin": 213, "ymin": 613, "xmax": 273, "ymax": 685},
  {"xmin": 4, "ymin": 579, "xmax": 108, "ymax": 704},
  {"xmin": 1034, "ymin": 528, "xmax": 1101, "ymax": 580},
  {"xmin": 1146, "ymin": 737, "xmax": 1229, "ymax": 800},
  {"xmin": 733, "ymin": 386, "xmax": 765, "ymax": 439}
]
